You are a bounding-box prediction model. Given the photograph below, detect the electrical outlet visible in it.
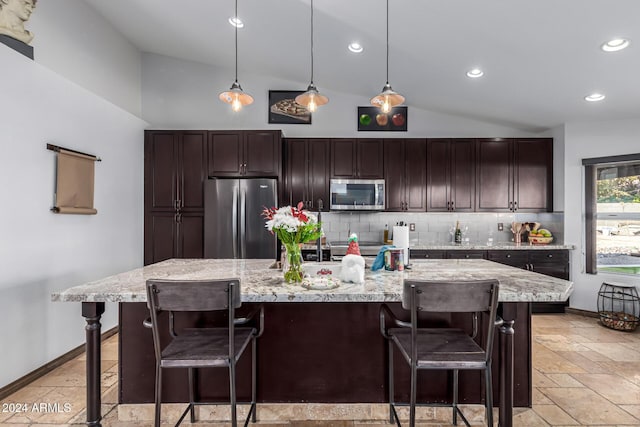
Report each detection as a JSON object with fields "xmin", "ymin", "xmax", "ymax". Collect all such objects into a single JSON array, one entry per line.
[
  {"xmin": 497, "ymin": 223, "xmax": 504, "ymax": 231},
  {"xmin": 409, "ymin": 223, "xmax": 415, "ymax": 231}
]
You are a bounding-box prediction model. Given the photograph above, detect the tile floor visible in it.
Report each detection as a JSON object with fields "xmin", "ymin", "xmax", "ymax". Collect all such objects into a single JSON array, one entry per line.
[{"xmin": 1, "ymin": 313, "xmax": 639, "ymax": 426}]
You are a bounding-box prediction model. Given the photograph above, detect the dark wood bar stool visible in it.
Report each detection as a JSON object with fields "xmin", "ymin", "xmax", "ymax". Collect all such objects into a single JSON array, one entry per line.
[
  {"xmin": 380, "ymin": 279, "xmax": 500, "ymax": 427},
  {"xmin": 144, "ymin": 279, "xmax": 264, "ymax": 427}
]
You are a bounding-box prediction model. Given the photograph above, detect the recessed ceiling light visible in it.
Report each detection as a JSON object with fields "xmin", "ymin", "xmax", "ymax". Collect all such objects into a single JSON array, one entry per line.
[
  {"xmin": 585, "ymin": 93, "xmax": 606, "ymax": 102},
  {"xmin": 466, "ymin": 68, "xmax": 484, "ymax": 78},
  {"xmin": 348, "ymin": 42, "xmax": 363, "ymax": 53},
  {"xmin": 601, "ymin": 38, "xmax": 630, "ymax": 52},
  {"xmin": 228, "ymin": 16, "xmax": 244, "ymax": 28}
]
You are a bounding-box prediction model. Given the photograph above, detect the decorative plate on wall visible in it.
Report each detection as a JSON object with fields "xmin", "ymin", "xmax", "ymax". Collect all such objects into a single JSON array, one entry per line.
[{"xmin": 357, "ymin": 106, "xmax": 407, "ymax": 132}]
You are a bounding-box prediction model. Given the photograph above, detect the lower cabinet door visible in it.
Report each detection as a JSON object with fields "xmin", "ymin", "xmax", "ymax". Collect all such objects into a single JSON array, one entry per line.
[
  {"xmin": 178, "ymin": 213, "xmax": 204, "ymax": 259},
  {"xmin": 145, "ymin": 212, "xmax": 178, "ymax": 265}
]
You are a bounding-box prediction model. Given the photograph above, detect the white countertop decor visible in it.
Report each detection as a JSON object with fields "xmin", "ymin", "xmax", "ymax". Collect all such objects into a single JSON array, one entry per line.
[{"xmin": 52, "ymin": 258, "xmax": 573, "ymax": 304}]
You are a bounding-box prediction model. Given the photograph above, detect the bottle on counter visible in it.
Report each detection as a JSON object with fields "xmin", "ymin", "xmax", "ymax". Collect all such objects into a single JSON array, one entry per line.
[
  {"xmin": 454, "ymin": 221, "xmax": 462, "ymax": 244},
  {"xmin": 383, "ymin": 224, "xmax": 389, "ymax": 243}
]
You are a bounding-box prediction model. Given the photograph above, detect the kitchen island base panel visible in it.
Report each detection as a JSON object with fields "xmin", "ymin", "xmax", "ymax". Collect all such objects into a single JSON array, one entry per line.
[{"xmin": 119, "ymin": 302, "xmax": 530, "ymax": 407}]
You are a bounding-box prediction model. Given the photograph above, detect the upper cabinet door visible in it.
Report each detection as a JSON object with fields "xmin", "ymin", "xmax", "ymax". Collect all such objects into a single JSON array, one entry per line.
[
  {"xmin": 331, "ymin": 139, "xmax": 356, "ymax": 178},
  {"xmin": 427, "ymin": 139, "xmax": 451, "ymax": 212},
  {"xmin": 404, "ymin": 139, "xmax": 427, "ymax": 211},
  {"xmin": 179, "ymin": 131, "xmax": 207, "ymax": 211},
  {"xmin": 307, "ymin": 139, "xmax": 330, "ymax": 211},
  {"xmin": 384, "ymin": 139, "xmax": 406, "ymax": 212},
  {"xmin": 244, "ymin": 130, "xmax": 282, "ymax": 177},
  {"xmin": 476, "ymin": 139, "xmax": 513, "ymax": 212},
  {"xmin": 513, "ymin": 138, "xmax": 552, "ymax": 212},
  {"xmin": 207, "ymin": 130, "xmax": 282, "ymax": 177},
  {"xmin": 356, "ymin": 139, "xmax": 384, "ymax": 178},
  {"xmin": 285, "ymin": 138, "xmax": 308, "ymax": 207},
  {"xmin": 450, "ymin": 139, "xmax": 475, "ymax": 212},
  {"xmin": 145, "ymin": 131, "xmax": 178, "ymax": 211},
  {"xmin": 208, "ymin": 131, "xmax": 243, "ymax": 176}
]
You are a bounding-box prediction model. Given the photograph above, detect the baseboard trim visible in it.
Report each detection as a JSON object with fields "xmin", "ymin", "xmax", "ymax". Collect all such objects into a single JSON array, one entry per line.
[
  {"xmin": 565, "ymin": 307, "xmax": 599, "ymax": 318},
  {"xmin": 0, "ymin": 326, "xmax": 117, "ymax": 400}
]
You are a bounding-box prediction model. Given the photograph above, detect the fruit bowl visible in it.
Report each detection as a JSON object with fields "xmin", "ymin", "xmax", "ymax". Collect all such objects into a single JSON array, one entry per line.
[{"xmin": 528, "ymin": 236, "xmax": 553, "ymax": 245}]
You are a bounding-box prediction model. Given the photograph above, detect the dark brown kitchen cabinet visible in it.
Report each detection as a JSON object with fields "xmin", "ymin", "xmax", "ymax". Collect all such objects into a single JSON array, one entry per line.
[
  {"xmin": 384, "ymin": 138, "xmax": 426, "ymax": 211},
  {"xmin": 208, "ymin": 130, "xmax": 282, "ymax": 177},
  {"xmin": 476, "ymin": 138, "xmax": 552, "ymax": 212},
  {"xmin": 284, "ymin": 138, "xmax": 330, "ymax": 211},
  {"xmin": 427, "ymin": 138, "xmax": 475, "ymax": 212},
  {"xmin": 144, "ymin": 130, "xmax": 207, "ymax": 211},
  {"xmin": 513, "ymin": 139, "xmax": 553, "ymax": 211},
  {"xmin": 144, "ymin": 211, "xmax": 204, "ymax": 265},
  {"xmin": 488, "ymin": 249, "xmax": 569, "ymax": 313},
  {"xmin": 144, "ymin": 130, "xmax": 207, "ymax": 266},
  {"xmin": 331, "ymin": 138, "xmax": 384, "ymax": 178}
]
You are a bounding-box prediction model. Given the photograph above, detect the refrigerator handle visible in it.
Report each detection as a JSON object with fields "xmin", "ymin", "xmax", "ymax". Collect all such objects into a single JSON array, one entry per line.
[
  {"xmin": 232, "ymin": 186, "xmax": 239, "ymax": 258},
  {"xmin": 240, "ymin": 185, "xmax": 247, "ymax": 258}
]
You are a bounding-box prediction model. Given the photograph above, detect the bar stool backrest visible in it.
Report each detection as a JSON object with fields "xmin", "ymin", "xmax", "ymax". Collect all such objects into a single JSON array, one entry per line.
[{"xmin": 402, "ymin": 279, "xmax": 500, "ymax": 363}]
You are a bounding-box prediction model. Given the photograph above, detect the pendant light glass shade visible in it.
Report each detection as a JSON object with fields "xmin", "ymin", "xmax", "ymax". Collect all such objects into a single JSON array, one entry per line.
[
  {"xmin": 371, "ymin": 83, "xmax": 404, "ymax": 113},
  {"xmin": 220, "ymin": 81, "xmax": 254, "ymax": 112},
  {"xmin": 295, "ymin": 0, "xmax": 328, "ymax": 112},
  {"xmin": 219, "ymin": 0, "xmax": 253, "ymax": 112},
  {"xmin": 296, "ymin": 83, "xmax": 328, "ymax": 112},
  {"xmin": 370, "ymin": 0, "xmax": 404, "ymax": 111}
]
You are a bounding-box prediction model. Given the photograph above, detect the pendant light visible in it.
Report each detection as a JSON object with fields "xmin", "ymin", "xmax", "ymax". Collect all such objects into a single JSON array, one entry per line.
[
  {"xmin": 370, "ymin": 0, "xmax": 404, "ymax": 113},
  {"xmin": 295, "ymin": 0, "xmax": 328, "ymax": 112},
  {"xmin": 219, "ymin": 0, "xmax": 253, "ymax": 112}
]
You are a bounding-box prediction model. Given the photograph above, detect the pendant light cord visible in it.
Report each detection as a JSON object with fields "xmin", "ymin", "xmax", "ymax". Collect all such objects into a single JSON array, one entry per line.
[
  {"xmin": 310, "ymin": 0, "xmax": 314, "ymax": 84},
  {"xmin": 234, "ymin": 0, "xmax": 238, "ymax": 82},
  {"xmin": 385, "ymin": 0, "xmax": 389, "ymax": 85}
]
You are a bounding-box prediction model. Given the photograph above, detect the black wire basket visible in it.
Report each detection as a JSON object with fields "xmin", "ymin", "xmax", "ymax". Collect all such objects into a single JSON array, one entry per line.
[{"xmin": 597, "ymin": 282, "xmax": 640, "ymax": 332}]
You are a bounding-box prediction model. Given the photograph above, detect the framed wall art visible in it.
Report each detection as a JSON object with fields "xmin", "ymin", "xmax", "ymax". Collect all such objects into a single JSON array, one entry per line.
[
  {"xmin": 357, "ymin": 106, "xmax": 407, "ymax": 132},
  {"xmin": 268, "ymin": 90, "xmax": 311, "ymax": 124}
]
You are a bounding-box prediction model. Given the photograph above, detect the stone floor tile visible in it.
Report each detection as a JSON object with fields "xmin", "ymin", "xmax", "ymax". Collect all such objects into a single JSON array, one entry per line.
[
  {"xmin": 581, "ymin": 343, "xmax": 640, "ymax": 362},
  {"xmin": 511, "ymin": 408, "xmax": 550, "ymax": 426},
  {"xmin": 545, "ymin": 373, "xmax": 585, "ymax": 388},
  {"xmin": 554, "ymin": 351, "xmax": 610, "ymax": 374},
  {"xmin": 533, "ymin": 369, "xmax": 558, "ymax": 388},
  {"xmin": 532, "ymin": 347, "xmax": 587, "ymax": 374},
  {"xmin": 619, "ymin": 404, "xmax": 640, "ymax": 419},
  {"xmin": 571, "ymin": 373, "xmax": 640, "ymax": 404},
  {"xmin": 539, "ymin": 387, "xmax": 640, "ymax": 425},
  {"xmin": 533, "ymin": 388, "xmax": 554, "ymax": 405},
  {"xmin": 573, "ymin": 327, "xmax": 637, "ymax": 344},
  {"xmin": 533, "ymin": 404, "xmax": 580, "ymax": 425}
]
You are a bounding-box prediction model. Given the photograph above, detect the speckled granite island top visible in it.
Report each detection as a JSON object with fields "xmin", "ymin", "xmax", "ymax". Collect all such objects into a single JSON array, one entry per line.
[
  {"xmin": 410, "ymin": 243, "xmax": 574, "ymax": 250},
  {"xmin": 52, "ymin": 258, "xmax": 572, "ymax": 304}
]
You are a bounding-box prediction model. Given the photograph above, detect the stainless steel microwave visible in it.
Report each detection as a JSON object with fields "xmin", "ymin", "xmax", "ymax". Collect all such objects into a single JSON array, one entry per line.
[{"xmin": 329, "ymin": 179, "xmax": 385, "ymax": 211}]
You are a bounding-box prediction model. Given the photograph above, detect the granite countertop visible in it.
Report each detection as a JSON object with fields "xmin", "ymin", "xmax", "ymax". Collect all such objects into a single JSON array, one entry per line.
[
  {"xmin": 411, "ymin": 243, "xmax": 575, "ymax": 250},
  {"xmin": 52, "ymin": 258, "xmax": 572, "ymax": 304}
]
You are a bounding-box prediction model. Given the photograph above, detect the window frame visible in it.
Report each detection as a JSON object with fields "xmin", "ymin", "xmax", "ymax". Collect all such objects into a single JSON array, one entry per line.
[{"xmin": 583, "ymin": 153, "xmax": 640, "ymax": 274}]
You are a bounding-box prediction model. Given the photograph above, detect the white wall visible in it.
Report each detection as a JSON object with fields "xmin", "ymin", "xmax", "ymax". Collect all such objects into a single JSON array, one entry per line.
[
  {"xmin": 142, "ymin": 53, "xmax": 546, "ymax": 138},
  {"xmin": 563, "ymin": 119, "xmax": 640, "ymax": 312},
  {"xmin": 29, "ymin": 0, "xmax": 142, "ymax": 117},
  {"xmin": 0, "ymin": 46, "xmax": 146, "ymax": 388}
]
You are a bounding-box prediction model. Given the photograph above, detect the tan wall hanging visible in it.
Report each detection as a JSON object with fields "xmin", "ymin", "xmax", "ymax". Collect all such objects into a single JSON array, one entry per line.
[{"xmin": 47, "ymin": 143, "xmax": 101, "ymax": 215}]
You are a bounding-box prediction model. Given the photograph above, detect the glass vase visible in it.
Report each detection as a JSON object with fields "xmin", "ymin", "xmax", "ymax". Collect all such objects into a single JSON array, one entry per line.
[{"xmin": 283, "ymin": 242, "xmax": 303, "ymax": 283}]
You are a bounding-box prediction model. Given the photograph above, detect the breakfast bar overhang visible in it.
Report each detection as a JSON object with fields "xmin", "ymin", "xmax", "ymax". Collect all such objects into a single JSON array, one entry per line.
[{"xmin": 52, "ymin": 258, "xmax": 573, "ymax": 427}]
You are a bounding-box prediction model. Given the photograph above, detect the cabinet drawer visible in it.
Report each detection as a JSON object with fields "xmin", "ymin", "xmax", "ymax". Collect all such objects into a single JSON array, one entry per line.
[
  {"xmin": 488, "ymin": 251, "xmax": 528, "ymax": 266},
  {"xmin": 410, "ymin": 250, "xmax": 446, "ymax": 259},
  {"xmin": 529, "ymin": 250, "xmax": 568, "ymax": 263},
  {"xmin": 446, "ymin": 250, "xmax": 487, "ymax": 259}
]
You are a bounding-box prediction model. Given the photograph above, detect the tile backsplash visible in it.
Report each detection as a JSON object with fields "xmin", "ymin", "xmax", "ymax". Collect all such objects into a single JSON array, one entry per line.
[{"xmin": 318, "ymin": 211, "xmax": 564, "ymax": 245}]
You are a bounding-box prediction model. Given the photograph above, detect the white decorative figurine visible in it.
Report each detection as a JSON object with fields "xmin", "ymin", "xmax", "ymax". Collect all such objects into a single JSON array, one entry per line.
[
  {"xmin": 0, "ymin": 0, "xmax": 36, "ymax": 44},
  {"xmin": 339, "ymin": 233, "xmax": 365, "ymax": 284}
]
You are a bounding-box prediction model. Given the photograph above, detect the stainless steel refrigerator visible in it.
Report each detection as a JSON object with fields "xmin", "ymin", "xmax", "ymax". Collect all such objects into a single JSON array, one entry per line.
[{"xmin": 204, "ymin": 178, "xmax": 278, "ymax": 259}]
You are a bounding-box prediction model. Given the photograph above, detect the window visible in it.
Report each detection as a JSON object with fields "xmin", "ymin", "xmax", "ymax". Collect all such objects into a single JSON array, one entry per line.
[{"xmin": 584, "ymin": 155, "xmax": 640, "ymax": 275}]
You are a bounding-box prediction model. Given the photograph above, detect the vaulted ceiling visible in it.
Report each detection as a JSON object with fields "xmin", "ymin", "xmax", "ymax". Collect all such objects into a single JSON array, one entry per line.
[{"xmin": 86, "ymin": 0, "xmax": 640, "ymax": 132}]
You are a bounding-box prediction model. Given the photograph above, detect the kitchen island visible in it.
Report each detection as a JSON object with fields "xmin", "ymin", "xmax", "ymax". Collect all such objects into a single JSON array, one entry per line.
[{"xmin": 53, "ymin": 258, "xmax": 573, "ymax": 427}]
